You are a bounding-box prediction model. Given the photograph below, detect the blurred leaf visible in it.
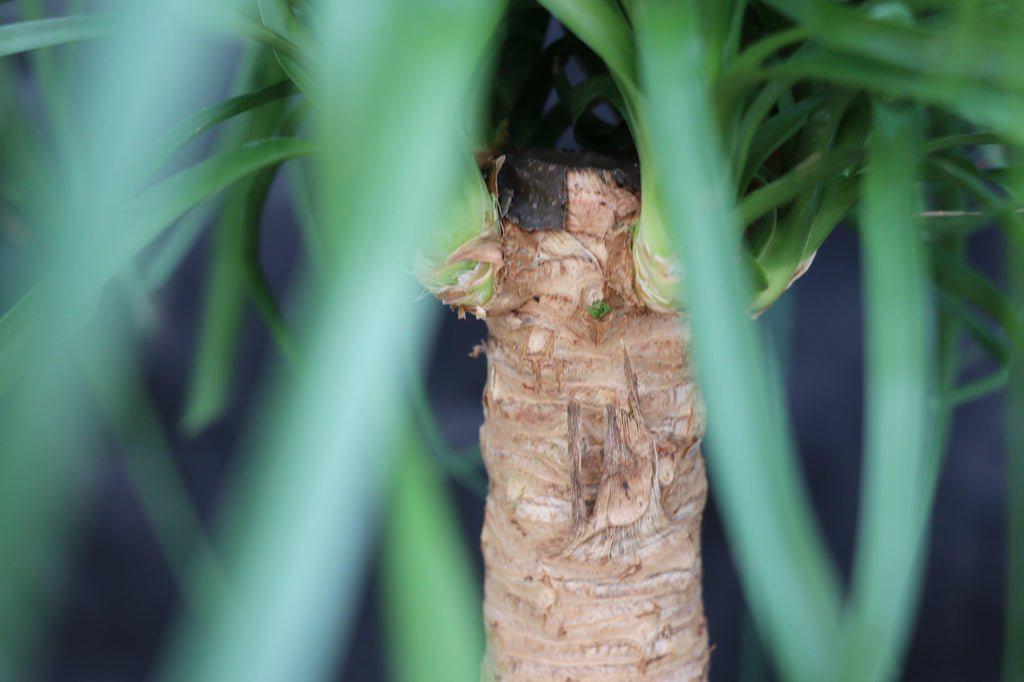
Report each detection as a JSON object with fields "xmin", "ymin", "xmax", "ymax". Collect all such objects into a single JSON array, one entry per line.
[
  {"xmin": 931, "ymin": 246, "xmax": 1023, "ymax": 407},
  {"xmin": 804, "ymin": 175, "xmax": 859, "ymax": 255},
  {"xmin": 751, "ymin": 50, "xmax": 1024, "ymax": 144},
  {"xmin": 181, "ymin": 80, "xmax": 295, "ymax": 435},
  {"xmin": 762, "ymin": 0, "xmax": 1024, "ymax": 93},
  {"xmin": 238, "ymin": 104, "xmax": 309, "ymax": 365},
  {"xmin": 148, "ymin": 80, "xmax": 295, "ymax": 175},
  {"xmin": 749, "ymin": 93, "xmax": 853, "ymax": 311},
  {"xmin": 80, "ymin": 308, "xmax": 219, "ymax": 600},
  {"xmin": 179, "ymin": 193, "xmax": 249, "ymax": 437},
  {"xmin": 129, "ymin": 138, "xmax": 315, "ymax": 273},
  {"xmin": 635, "ymin": 2, "xmax": 841, "ymax": 679},
  {"xmin": 142, "ymin": 200, "xmax": 222, "ymax": 291},
  {"xmin": 0, "ymin": 11, "xmax": 303, "ymax": 64},
  {"xmin": 725, "ymin": 26, "xmax": 807, "ymax": 79},
  {"xmin": 729, "ymin": 79, "xmax": 797, "ymax": 184},
  {"xmin": 0, "ymin": 283, "xmax": 42, "ymax": 397},
  {"xmin": 740, "ymin": 91, "xmax": 824, "ymax": 188},
  {"xmin": 739, "ymin": 147, "xmax": 861, "ymax": 227},
  {"xmin": 0, "ymin": 14, "xmax": 124, "ymax": 58},
  {"xmin": 842, "ymin": 103, "xmax": 932, "ymax": 682},
  {"xmin": 0, "ymin": 3, "xmax": 243, "ymax": 673},
  {"xmin": 256, "ymin": 0, "xmax": 315, "ymax": 94},
  {"xmin": 932, "ymin": 248, "xmax": 1024, "ymax": 352},
  {"xmin": 157, "ymin": 1, "xmax": 502, "ymax": 681},
  {"xmin": 0, "ymin": 139, "xmax": 313, "ymax": 402},
  {"xmin": 382, "ymin": 426, "xmax": 483, "ymax": 682}
]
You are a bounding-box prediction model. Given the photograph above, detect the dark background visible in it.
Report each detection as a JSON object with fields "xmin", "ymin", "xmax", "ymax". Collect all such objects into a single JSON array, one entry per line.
[{"xmin": 43, "ymin": 163, "xmax": 1010, "ymax": 681}]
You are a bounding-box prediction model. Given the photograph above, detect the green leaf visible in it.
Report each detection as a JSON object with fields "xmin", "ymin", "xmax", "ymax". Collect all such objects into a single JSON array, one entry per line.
[
  {"xmin": 129, "ymin": 138, "xmax": 315, "ymax": 269},
  {"xmin": 841, "ymin": 103, "xmax": 932, "ymax": 682},
  {"xmin": 724, "ymin": 26, "xmax": 807, "ymax": 79},
  {"xmin": 180, "ymin": 86, "xmax": 299, "ymax": 435},
  {"xmin": 157, "ymin": 1, "xmax": 503, "ymax": 681},
  {"xmin": 635, "ymin": 2, "xmax": 842, "ymax": 679},
  {"xmin": 929, "ymin": 245, "xmax": 1024, "ymax": 409},
  {"xmin": 148, "ymin": 80, "xmax": 295, "ymax": 175},
  {"xmin": 752, "ymin": 50, "xmax": 1024, "ymax": 145},
  {"xmin": 748, "ymin": 93, "xmax": 854, "ymax": 311},
  {"xmin": 0, "ymin": 139, "xmax": 313, "ymax": 403},
  {"xmin": 80, "ymin": 314, "xmax": 219, "ymax": 598},
  {"xmin": 0, "ymin": 11, "xmax": 304, "ymax": 65},
  {"xmin": 256, "ymin": 0, "xmax": 316, "ymax": 94},
  {"xmin": 382, "ymin": 427, "xmax": 484, "ymax": 682},
  {"xmin": 739, "ymin": 147, "xmax": 862, "ymax": 226},
  {"xmin": 762, "ymin": 0, "xmax": 1024, "ymax": 93},
  {"xmin": 804, "ymin": 175, "xmax": 859, "ymax": 256},
  {"xmin": 729, "ymin": 78, "xmax": 797, "ymax": 184},
  {"xmin": 0, "ymin": 284, "xmax": 44, "ymax": 398},
  {"xmin": 0, "ymin": 14, "xmax": 123, "ymax": 59},
  {"xmin": 179, "ymin": 191, "xmax": 249, "ymax": 437},
  {"xmin": 740, "ymin": 91, "xmax": 824, "ymax": 188},
  {"xmin": 239, "ymin": 157, "xmax": 299, "ymax": 365},
  {"xmin": 931, "ymin": 248, "xmax": 1024, "ymax": 353}
]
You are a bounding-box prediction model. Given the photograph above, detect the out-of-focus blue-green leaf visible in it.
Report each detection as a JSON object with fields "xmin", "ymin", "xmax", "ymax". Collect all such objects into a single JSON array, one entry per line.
[
  {"xmin": 841, "ymin": 103, "xmax": 932, "ymax": 682},
  {"xmin": 739, "ymin": 91, "xmax": 824, "ymax": 188},
  {"xmin": 79, "ymin": 309, "xmax": 219, "ymax": 601},
  {"xmin": 157, "ymin": 1, "xmax": 502, "ymax": 681},
  {"xmin": 382, "ymin": 424, "xmax": 483, "ymax": 682},
  {"xmin": 0, "ymin": 14, "xmax": 124, "ymax": 58},
  {"xmin": 634, "ymin": 2, "xmax": 841, "ymax": 679},
  {"xmin": 256, "ymin": 0, "xmax": 315, "ymax": 94},
  {"xmin": 0, "ymin": 2, "xmax": 238, "ymax": 673},
  {"xmin": 178, "ymin": 190, "xmax": 249, "ymax": 437},
  {"xmin": 748, "ymin": 93, "xmax": 853, "ymax": 312},
  {"xmin": 750, "ymin": 51, "xmax": 1024, "ymax": 145},
  {"xmin": 180, "ymin": 66, "xmax": 295, "ymax": 436},
  {"xmin": 762, "ymin": 0, "xmax": 1024, "ymax": 92},
  {"xmin": 0, "ymin": 138, "xmax": 314, "ymax": 402},
  {"xmin": 147, "ymin": 80, "xmax": 295, "ymax": 175},
  {"xmin": 142, "ymin": 201, "xmax": 221, "ymax": 291},
  {"xmin": 0, "ymin": 10, "xmax": 301, "ymax": 63}
]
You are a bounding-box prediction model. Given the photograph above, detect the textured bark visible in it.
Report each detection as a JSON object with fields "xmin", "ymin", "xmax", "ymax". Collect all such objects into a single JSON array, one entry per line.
[{"xmin": 477, "ymin": 157, "xmax": 709, "ymax": 680}]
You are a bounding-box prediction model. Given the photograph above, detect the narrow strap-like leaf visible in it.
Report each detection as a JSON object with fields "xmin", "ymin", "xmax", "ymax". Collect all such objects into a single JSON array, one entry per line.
[
  {"xmin": 148, "ymin": 80, "xmax": 295, "ymax": 175},
  {"xmin": 635, "ymin": 2, "xmax": 842, "ymax": 679},
  {"xmin": 842, "ymin": 103, "xmax": 933, "ymax": 682}
]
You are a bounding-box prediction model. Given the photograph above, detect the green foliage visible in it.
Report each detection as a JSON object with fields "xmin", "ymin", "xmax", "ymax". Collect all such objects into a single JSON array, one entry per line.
[
  {"xmin": 382, "ymin": 428, "xmax": 484, "ymax": 682},
  {"xmin": 634, "ymin": 5, "xmax": 841, "ymax": 677},
  {"xmin": 1, "ymin": 0, "xmax": 1022, "ymax": 680},
  {"xmin": 541, "ymin": 0, "xmax": 1024, "ymax": 678}
]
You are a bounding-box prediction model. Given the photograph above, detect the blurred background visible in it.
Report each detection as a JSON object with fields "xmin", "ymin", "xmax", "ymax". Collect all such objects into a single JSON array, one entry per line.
[{"xmin": 43, "ymin": 190, "xmax": 1008, "ymax": 681}]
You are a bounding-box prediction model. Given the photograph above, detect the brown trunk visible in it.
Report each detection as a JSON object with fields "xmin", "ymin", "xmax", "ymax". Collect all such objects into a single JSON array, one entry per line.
[{"xmin": 476, "ymin": 156, "xmax": 709, "ymax": 680}]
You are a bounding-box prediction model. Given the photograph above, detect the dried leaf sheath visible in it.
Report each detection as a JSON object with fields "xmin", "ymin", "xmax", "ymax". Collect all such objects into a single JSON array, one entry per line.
[{"xmin": 475, "ymin": 162, "xmax": 710, "ymax": 680}]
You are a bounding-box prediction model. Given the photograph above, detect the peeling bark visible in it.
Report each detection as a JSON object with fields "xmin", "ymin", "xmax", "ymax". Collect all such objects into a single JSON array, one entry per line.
[{"xmin": 477, "ymin": 159, "xmax": 709, "ymax": 680}]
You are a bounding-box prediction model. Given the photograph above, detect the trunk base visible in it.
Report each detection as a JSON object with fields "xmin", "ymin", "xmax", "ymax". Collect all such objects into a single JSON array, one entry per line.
[{"xmin": 477, "ymin": 160, "xmax": 709, "ymax": 680}]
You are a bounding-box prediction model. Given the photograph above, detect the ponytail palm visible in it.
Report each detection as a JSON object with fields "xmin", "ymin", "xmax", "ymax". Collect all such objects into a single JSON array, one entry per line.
[{"xmin": 0, "ymin": 1, "xmax": 1022, "ymax": 680}]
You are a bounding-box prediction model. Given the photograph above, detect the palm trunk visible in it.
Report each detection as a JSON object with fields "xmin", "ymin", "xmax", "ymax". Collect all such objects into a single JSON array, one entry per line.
[{"xmin": 477, "ymin": 153, "xmax": 710, "ymax": 680}]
